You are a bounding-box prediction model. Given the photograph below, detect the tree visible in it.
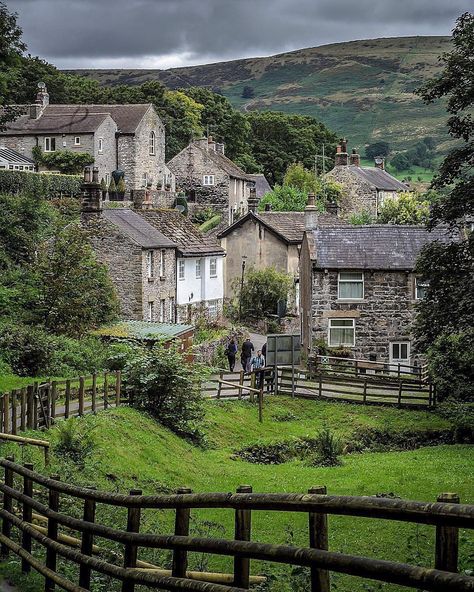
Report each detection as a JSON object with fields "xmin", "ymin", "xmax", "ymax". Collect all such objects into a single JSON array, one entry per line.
[
  {"xmin": 391, "ymin": 152, "xmax": 411, "ymax": 172},
  {"xmin": 241, "ymin": 86, "xmax": 255, "ymax": 99},
  {"xmin": 365, "ymin": 141, "xmax": 390, "ymax": 159},
  {"xmin": 258, "ymin": 185, "xmax": 311, "ymax": 212},
  {"xmin": 414, "ymin": 12, "xmax": 474, "ymax": 400},
  {"xmin": 234, "ymin": 267, "xmax": 294, "ymax": 318},
  {"xmin": 283, "ymin": 163, "xmax": 319, "ymax": 194},
  {"xmin": 378, "ymin": 193, "xmax": 430, "ymax": 225}
]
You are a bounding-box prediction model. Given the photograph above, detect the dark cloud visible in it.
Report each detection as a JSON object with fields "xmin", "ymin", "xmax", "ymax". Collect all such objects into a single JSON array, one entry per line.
[{"xmin": 8, "ymin": 0, "xmax": 471, "ymax": 69}]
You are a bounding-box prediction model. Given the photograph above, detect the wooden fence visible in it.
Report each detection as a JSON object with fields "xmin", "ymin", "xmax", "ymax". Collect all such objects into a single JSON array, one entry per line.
[
  {"xmin": 0, "ymin": 371, "xmax": 123, "ymax": 436},
  {"xmin": 0, "ymin": 458, "xmax": 473, "ymax": 591}
]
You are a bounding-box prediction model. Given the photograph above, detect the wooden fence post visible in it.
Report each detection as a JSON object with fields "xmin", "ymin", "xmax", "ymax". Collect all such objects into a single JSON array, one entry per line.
[
  {"xmin": 238, "ymin": 370, "xmax": 244, "ymax": 400},
  {"xmin": 308, "ymin": 486, "xmax": 330, "ymax": 592},
  {"xmin": 435, "ymin": 492, "xmax": 460, "ymax": 573},
  {"xmin": 172, "ymin": 487, "xmax": 192, "ymax": 578},
  {"xmin": 3, "ymin": 392, "xmax": 10, "ymax": 434},
  {"xmin": 26, "ymin": 385, "xmax": 34, "ymax": 430},
  {"xmin": 234, "ymin": 485, "xmax": 252, "ymax": 588},
  {"xmin": 91, "ymin": 373, "xmax": 97, "ymax": 413},
  {"xmin": 217, "ymin": 371, "xmax": 223, "ymax": 400},
  {"xmin": 398, "ymin": 381, "xmax": 403, "ymax": 406},
  {"xmin": 45, "ymin": 474, "xmax": 60, "ymax": 592},
  {"xmin": 78, "ymin": 377, "xmax": 85, "ymax": 417},
  {"xmin": 115, "ymin": 371, "xmax": 121, "ymax": 407},
  {"xmin": 258, "ymin": 380, "xmax": 264, "ymax": 423},
  {"xmin": 50, "ymin": 381, "xmax": 57, "ymax": 422},
  {"xmin": 64, "ymin": 379, "xmax": 71, "ymax": 419},
  {"xmin": 20, "ymin": 388, "xmax": 27, "ymax": 432},
  {"xmin": 0, "ymin": 395, "xmax": 4, "ymax": 433},
  {"xmin": 363, "ymin": 378, "xmax": 367, "ymax": 403},
  {"xmin": 21, "ymin": 462, "xmax": 34, "ymax": 573},
  {"xmin": 318, "ymin": 372, "xmax": 323, "ymax": 398},
  {"xmin": 103, "ymin": 372, "xmax": 109, "ymax": 409},
  {"xmin": 11, "ymin": 390, "xmax": 17, "ymax": 435},
  {"xmin": 33, "ymin": 383, "xmax": 39, "ymax": 430},
  {"xmin": 250, "ymin": 373, "xmax": 256, "ymax": 403},
  {"xmin": 1, "ymin": 455, "xmax": 14, "ymax": 557},
  {"xmin": 122, "ymin": 489, "xmax": 142, "ymax": 592},
  {"xmin": 79, "ymin": 487, "xmax": 97, "ymax": 589}
]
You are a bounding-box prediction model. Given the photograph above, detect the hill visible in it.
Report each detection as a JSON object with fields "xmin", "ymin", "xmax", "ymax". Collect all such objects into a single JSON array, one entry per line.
[{"xmin": 71, "ymin": 36, "xmax": 452, "ymax": 153}]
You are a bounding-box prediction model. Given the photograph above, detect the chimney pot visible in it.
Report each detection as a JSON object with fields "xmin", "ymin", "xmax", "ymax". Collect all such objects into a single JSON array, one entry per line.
[
  {"xmin": 264, "ymin": 203, "xmax": 272, "ymax": 212},
  {"xmin": 84, "ymin": 166, "xmax": 92, "ymax": 183},
  {"xmin": 305, "ymin": 193, "xmax": 319, "ymax": 230},
  {"xmin": 341, "ymin": 137, "xmax": 348, "ymax": 153},
  {"xmin": 247, "ymin": 187, "xmax": 258, "ymax": 213},
  {"xmin": 374, "ymin": 156, "xmax": 385, "ymax": 170},
  {"xmin": 326, "ymin": 200, "xmax": 339, "ymax": 216},
  {"xmin": 350, "ymin": 148, "xmax": 360, "ymax": 167}
]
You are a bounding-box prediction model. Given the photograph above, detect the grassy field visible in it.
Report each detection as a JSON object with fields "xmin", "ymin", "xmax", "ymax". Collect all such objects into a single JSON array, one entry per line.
[{"xmin": 0, "ymin": 398, "xmax": 472, "ymax": 592}]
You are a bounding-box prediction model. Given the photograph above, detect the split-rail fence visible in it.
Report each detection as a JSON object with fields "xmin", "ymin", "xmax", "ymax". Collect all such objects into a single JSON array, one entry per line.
[{"xmin": 0, "ymin": 457, "xmax": 473, "ymax": 592}]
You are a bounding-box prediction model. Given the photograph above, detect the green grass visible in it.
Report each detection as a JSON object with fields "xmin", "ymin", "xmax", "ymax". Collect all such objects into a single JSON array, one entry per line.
[
  {"xmin": 1, "ymin": 399, "xmax": 472, "ymax": 592},
  {"xmin": 0, "ymin": 374, "xmax": 51, "ymax": 392}
]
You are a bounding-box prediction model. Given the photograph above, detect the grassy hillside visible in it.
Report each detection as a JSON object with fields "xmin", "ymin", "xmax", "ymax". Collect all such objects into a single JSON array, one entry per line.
[
  {"xmin": 2, "ymin": 399, "xmax": 472, "ymax": 592},
  {"xmin": 71, "ymin": 36, "xmax": 452, "ymax": 153}
]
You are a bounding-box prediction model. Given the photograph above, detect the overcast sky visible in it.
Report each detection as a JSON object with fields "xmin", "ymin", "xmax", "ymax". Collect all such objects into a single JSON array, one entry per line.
[{"xmin": 8, "ymin": 0, "xmax": 471, "ymax": 70}]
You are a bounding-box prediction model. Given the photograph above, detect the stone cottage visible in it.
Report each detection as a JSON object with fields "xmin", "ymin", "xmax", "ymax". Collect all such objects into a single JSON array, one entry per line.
[
  {"xmin": 167, "ymin": 136, "xmax": 254, "ymax": 224},
  {"xmin": 1, "ymin": 82, "xmax": 169, "ymax": 191},
  {"xmin": 299, "ymin": 194, "xmax": 454, "ymax": 365},
  {"xmin": 325, "ymin": 138, "xmax": 408, "ymax": 218}
]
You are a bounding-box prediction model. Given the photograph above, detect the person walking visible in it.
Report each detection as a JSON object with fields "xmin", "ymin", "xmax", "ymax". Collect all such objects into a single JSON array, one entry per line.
[
  {"xmin": 241, "ymin": 337, "xmax": 254, "ymax": 373},
  {"xmin": 226, "ymin": 337, "xmax": 238, "ymax": 372},
  {"xmin": 250, "ymin": 349, "xmax": 266, "ymax": 388}
]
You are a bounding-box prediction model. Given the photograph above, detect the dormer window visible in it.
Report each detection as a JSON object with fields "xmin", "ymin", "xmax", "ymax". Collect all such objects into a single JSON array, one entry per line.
[
  {"xmin": 203, "ymin": 175, "xmax": 215, "ymax": 186},
  {"xmin": 149, "ymin": 131, "xmax": 156, "ymax": 155},
  {"xmin": 44, "ymin": 137, "xmax": 55, "ymax": 152}
]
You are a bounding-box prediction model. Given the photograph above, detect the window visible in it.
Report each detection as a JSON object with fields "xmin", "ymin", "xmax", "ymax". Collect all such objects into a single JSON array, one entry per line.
[
  {"xmin": 98, "ymin": 138, "xmax": 104, "ymax": 154},
  {"xmin": 74, "ymin": 136, "xmax": 81, "ymax": 146},
  {"xmin": 178, "ymin": 259, "xmax": 185, "ymax": 280},
  {"xmin": 146, "ymin": 250, "xmax": 154, "ymax": 278},
  {"xmin": 390, "ymin": 342, "xmax": 410, "ymax": 363},
  {"xmin": 149, "ymin": 131, "xmax": 156, "ymax": 155},
  {"xmin": 338, "ymin": 272, "xmax": 364, "ymax": 300},
  {"xmin": 159, "ymin": 299, "xmax": 165, "ymax": 322},
  {"xmin": 159, "ymin": 250, "xmax": 165, "ymax": 278},
  {"xmin": 141, "ymin": 173, "xmax": 148, "ymax": 188},
  {"xmin": 328, "ymin": 319, "xmax": 355, "ymax": 347},
  {"xmin": 105, "ymin": 173, "xmax": 110, "ymax": 186},
  {"xmin": 209, "ymin": 258, "xmax": 217, "ymax": 278},
  {"xmin": 44, "ymin": 137, "xmax": 55, "ymax": 152},
  {"xmin": 415, "ymin": 277, "xmax": 429, "ymax": 300},
  {"xmin": 147, "ymin": 301, "xmax": 154, "ymax": 322},
  {"xmin": 207, "ymin": 299, "xmax": 219, "ymax": 317},
  {"xmin": 169, "ymin": 297, "xmax": 175, "ymax": 322},
  {"xmin": 203, "ymin": 174, "xmax": 215, "ymax": 186},
  {"xmin": 195, "ymin": 259, "xmax": 202, "ymax": 279}
]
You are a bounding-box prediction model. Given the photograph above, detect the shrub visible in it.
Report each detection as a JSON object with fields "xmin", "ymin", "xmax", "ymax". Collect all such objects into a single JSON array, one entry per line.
[
  {"xmin": 435, "ymin": 399, "xmax": 474, "ymax": 443},
  {"xmin": 234, "ymin": 267, "xmax": 293, "ymax": 319},
  {"xmin": 199, "ymin": 214, "xmax": 222, "ymax": 233},
  {"xmin": 123, "ymin": 343, "xmax": 207, "ymax": 444},
  {"xmin": 33, "ymin": 147, "xmax": 94, "ymax": 175},
  {"xmin": 0, "ymin": 169, "xmax": 82, "ymax": 197},
  {"xmin": 378, "ymin": 193, "xmax": 430, "ymax": 225},
  {"xmin": 0, "ymin": 322, "xmax": 57, "ymax": 376},
  {"xmin": 349, "ymin": 210, "xmax": 374, "ymax": 225},
  {"xmin": 52, "ymin": 418, "xmax": 96, "ymax": 465},
  {"xmin": 308, "ymin": 428, "xmax": 343, "ymax": 467}
]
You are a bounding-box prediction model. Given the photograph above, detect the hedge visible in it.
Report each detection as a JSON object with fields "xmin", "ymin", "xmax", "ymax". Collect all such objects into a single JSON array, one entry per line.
[{"xmin": 0, "ymin": 169, "xmax": 82, "ymax": 197}]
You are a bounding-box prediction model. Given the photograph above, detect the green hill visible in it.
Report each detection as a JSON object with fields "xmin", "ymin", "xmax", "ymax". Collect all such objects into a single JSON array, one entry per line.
[{"xmin": 71, "ymin": 36, "xmax": 452, "ymax": 152}]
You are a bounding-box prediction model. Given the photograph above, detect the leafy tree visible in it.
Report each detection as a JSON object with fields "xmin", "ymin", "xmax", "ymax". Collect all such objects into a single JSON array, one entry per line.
[
  {"xmin": 258, "ymin": 185, "xmax": 311, "ymax": 212},
  {"xmin": 414, "ymin": 12, "xmax": 474, "ymax": 400},
  {"xmin": 283, "ymin": 163, "xmax": 319, "ymax": 194},
  {"xmin": 235, "ymin": 267, "xmax": 294, "ymax": 318},
  {"xmin": 378, "ymin": 193, "xmax": 430, "ymax": 225},
  {"xmin": 123, "ymin": 342, "xmax": 206, "ymax": 443},
  {"xmin": 365, "ymin": 141, "xmax": 390, "ymax": 159},
  {"xmin": 349, "ymin": 210, "xmax": 374, "ymax": 225},
  {"xmin": 241, "ymin": 86, "xmax": 255, "ymax": 99},
  {"xmin": 391, "ymin": 152, "xmax": 411, "ymax": 172}
]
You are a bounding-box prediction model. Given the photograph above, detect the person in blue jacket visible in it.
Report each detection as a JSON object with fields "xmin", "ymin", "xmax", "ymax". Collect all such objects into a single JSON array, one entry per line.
[{"xmin": 225, "ymin": 337, "xmax": 238, "ymax": 372}]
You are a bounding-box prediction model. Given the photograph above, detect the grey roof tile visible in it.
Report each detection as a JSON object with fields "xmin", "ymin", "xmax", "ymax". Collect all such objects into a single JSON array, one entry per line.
[
  {"xmin": 0, "ymin": 146, "xmax": 35, "ymax": 165},
  {"xmin": 351, "ymin": 166, "xmax": 408, "ymax": 191},
  {"xmin": 103, "ymin": 209, "xmax": 176, "ymax": 249}
]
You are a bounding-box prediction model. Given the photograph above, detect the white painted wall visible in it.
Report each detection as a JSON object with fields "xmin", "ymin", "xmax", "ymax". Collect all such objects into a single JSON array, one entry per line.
[{"xmin": 176, "ymin": 256, "xmax": 224, "ymax": 306}]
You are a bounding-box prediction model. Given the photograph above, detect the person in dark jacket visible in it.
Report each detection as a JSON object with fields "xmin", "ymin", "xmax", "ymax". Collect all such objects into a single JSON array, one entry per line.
[
  {"xmin": 226, "ymin": 337, "xmax": 238, "ymax": 372},
  {"xmin": 241, "ymin": 338, "xmax": 254, "ymax": 373}
]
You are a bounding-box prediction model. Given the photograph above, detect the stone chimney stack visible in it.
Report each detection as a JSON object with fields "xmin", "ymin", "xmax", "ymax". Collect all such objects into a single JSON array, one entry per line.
[
  {"xmin": 247, "ymin": 187, "xmax": 258, "ymax": 213},
  {"xmin": 326, "ymin": 200, "xmax": 339, "ymax": 217},
  {"xmin": 215, "ymin": 142, "xmax": 225, "ymax": 155},
  {"xmin": 374, "ymin": 156, "xmax": 385, "ymax": 170},
  {"xmin": 305, "ymin": 193, "xmax": 319, "ymax": 231},
  {"xmin": 350, "ymin": 148, "xmax": 360, "ymax": 167},
  {"xmin": 334, "ymin": 137, "xmax": 348, "ymax": 166},
  {"xmin": 30, "ymin": 82, "xmax": 49, "ymax": 119},
  {"xmin": 81, "ymin": 166, "xmax": 103, "ymax": 216},
  {"xmin": 207, "ymin": 136, "xmax": 216, "ymax": 151},
  {"xmin": 264, "ymin": 203, "xmax": 272, "ymax": 212}
]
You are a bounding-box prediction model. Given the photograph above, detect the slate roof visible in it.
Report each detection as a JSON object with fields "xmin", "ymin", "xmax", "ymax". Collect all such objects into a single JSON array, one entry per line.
[
  {"xmin": 218, "ymin": 211, "xmax": 346, "ymax": 244},
  {"xmin": 103, "ymin": 209, "xmax": 176, "ymax": 249},
  {"xmin": 309, "ymin": 225, "xmax": 455, "ymax": 270},
  {"xmin": 247, "ymin": 173, "xmax": 272, "ymax": 198},
  {"xmin": 350, "ymin": 166, "xmax": 408, "ymax": 191},
  {"xmin": 0, "ymin": 147, "xmax": 35, "ymax": 165},
  {"xmin": 140, "ymin": 210, "xmax": 225, "ymax": 257},
  {"xmin": 198, "ymin": 145, "xmax": 254, "ymax": 181},
  {"xmin": 1, "ymin": 104, "xmax": 152, "ymax": 135}
]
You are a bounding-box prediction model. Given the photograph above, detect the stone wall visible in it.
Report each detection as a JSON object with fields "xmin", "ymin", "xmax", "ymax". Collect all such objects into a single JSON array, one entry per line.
[
  {"xmin": 94, "ymin": 117, "xmax": 118, "ymax": 183},
  {"xmin": 309, "ymin": 268, "xmax": 422, "ymax": 363},
  {"xmin": 141, "ymin": 247, "xmax": 177, "ymax": 322},
  {"xmin": 325, "ymin": 166, "xmax": 377, "ymax": 218}
]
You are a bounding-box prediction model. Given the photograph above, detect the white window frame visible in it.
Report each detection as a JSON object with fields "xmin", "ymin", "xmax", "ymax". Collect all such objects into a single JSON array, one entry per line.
[
  {"xmin": 146, "ymin": 250, "xmax": 154, "ymax": 279},
  {"xmin": 390, "ymin": 341, "xmax": 411, "ymax": 364},
  {"xmin": 149, "ymin": 131, "xmax": 156, "ymax": 155},
  {"xmin": 415, "ymin": 277, "xmax": 429, "ymax": 300},
  {"xmin": 141, "ymin": 173, "xmax": 148, "ymax": 188},
  {"xmin": 105, "ymin": 173, "xmax": 110, "ymax": 186},
  {"xmin": 169, "ymin": 297, "xmax": 175, "ymax": 322},
  {"xmin": 159, "ymin": 250, "xmax": 165, "ymax": 278},
  {"xmin": 328, "ymin": 319, "xmax": 355, "ymax": 347},
  {"xmin": 74, "ymin": 136, "xmax": 81, "ymax": 146},
  {"xmin": 338, "ymin": 271, "xmax": 364, "ymax": 300},
  {"xmin": 98, "ymin": 138, "xmax": 104, "ymax": 154},
  {"xmin": 178, "ymin": 259, "xmax": 185, "ymax": 281},
  {"xmin": 203, "ymin": 174, "xmax": 215, "ymax": 186},
  {"xmin": 195, "ymin": 258, "xmax": 202, "ymax": 279},
  {"xmin": 44, "ymin": 137, "xmax": 55, "ymax": 152},
  {"xmin": 209, "ymin": 258, "xmax": 217, "ymax": 278},
  {"xmin": 147, "ymin": 301, "xmax": 154, "ymax": 322},
  {"xmin": 159, "ymin": 299, "xmax": 165, "ymax": 323}
]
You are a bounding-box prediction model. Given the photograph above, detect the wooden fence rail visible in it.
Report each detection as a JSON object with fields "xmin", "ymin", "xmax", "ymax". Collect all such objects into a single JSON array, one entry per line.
[
  {"xmin": 0, "ymin": 371, "xmax": 123, "ymax": 436},
  {"xmin": 0, "ymin": 458, "xmax": 473, "ymax": 592}
]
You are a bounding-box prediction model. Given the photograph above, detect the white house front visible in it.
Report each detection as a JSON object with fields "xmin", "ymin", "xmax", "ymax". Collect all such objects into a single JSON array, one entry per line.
[{"xmin": 176, "ymin": 255, "xmax": 224, "ymax": 319}]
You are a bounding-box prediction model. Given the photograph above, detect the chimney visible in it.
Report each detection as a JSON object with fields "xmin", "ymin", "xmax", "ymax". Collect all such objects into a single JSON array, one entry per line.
[
  {"xmin": 264, "ymin": 203, "xmax": 272, "ymax": 212},
  {"xmin": 326, "ymin": 200, "xmax": 339, "ymax": 217},
  {"xmin": 29, "ymin": 82, "xmax": 49, "ymax": 119},
  {"xmin": 247, "ymin": 187, "xmax": 258, "ymax": 213},
  {"xmin": 305, "ymin": 193, "xmax": 319, "ymax": 230},
  {"xmin": 350, "ymin": 148, "xmax": 360, "ymax": 167},
  {"xmin": 207, "ymin": 135, "xmax": 216, "ymax": 151},
  {"xmin": 334, "ymin": 137, "xmax": 348, "ymax": 166},
  {"xmin": 374, "ymin": 156, "xmax": 385, "ymax": 170},
  {"xmin": 81, "ymin": 166, "xmax": 103, "ymax": 216},
  {"xmin": 215, "ymin": 142, "xmax": 225, "ymax": 155}
]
